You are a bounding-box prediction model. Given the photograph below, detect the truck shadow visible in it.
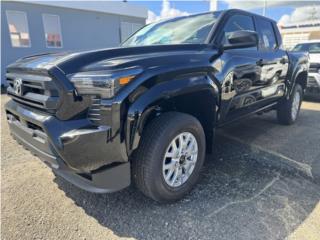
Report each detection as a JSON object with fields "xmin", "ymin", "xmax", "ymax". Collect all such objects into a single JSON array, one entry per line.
[
  {"xmin": 54, "ymin": 131, "xmax": 320, "ymax": 240},
  {"xmin": 217, "ymin": 107, "xmax": 320, "ymax": 182},
  {"xmin": 304, "ymin": 95, "xmax": 320, "ymax": 102}
]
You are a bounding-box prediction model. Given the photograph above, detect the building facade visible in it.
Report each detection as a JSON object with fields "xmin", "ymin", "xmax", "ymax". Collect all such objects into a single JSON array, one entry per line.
[
  {"xmin": 1, "ymin": 1, "xmax": 147, "ymax": 85},
  {"xmin": 279, "ymin": 20, "xmax": 320, "ymax": 50}
]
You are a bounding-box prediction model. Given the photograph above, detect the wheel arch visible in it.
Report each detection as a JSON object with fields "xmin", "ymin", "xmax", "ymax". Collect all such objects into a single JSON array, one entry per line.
[
  {"xmin": 125, "ymin": 74, "xmax": 220, "ymax": 156},
  {"xmin": 286, "ymin": 53, "xmax": 309, "ymax": 97},
  {"xmin": 294, "ymin": 70, "xmax": 308, "ymax": 91}
]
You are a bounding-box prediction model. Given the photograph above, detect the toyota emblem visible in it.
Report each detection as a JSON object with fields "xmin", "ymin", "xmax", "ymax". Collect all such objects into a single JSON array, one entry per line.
[{"xmin": 13, "ymin": 78, "xmax": 23, "ymax": 96}]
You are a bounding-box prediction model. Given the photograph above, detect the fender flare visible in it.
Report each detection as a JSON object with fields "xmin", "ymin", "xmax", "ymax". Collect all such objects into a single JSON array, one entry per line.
[
  {"xmin": 286, "ymin": 55, "xmax": 309, "ymax": 98},
  {"xmin": 125, "ymin": 74, "xmax": 219, "ymax": 155}
]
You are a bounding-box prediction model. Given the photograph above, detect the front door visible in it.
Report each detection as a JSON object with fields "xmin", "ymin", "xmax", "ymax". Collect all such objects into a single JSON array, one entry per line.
[{"xmin": 216, "ymin": 14, "xmax": 262, "ymax": 121}]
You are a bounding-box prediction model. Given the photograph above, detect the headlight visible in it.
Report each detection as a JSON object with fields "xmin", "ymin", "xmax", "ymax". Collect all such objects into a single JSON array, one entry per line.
[{"xmin": 69, "ymin": 67, "xmax": 142, "ymax": 98}]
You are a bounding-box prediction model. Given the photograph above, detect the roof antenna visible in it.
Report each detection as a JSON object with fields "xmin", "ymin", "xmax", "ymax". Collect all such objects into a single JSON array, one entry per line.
[
  {"xmin": 263, "ymin": 0, "xmax": 267, "ymax": 16},
  {"xmin": 210, "ymin": 0, "xmax": 217, "ymax": 11}
]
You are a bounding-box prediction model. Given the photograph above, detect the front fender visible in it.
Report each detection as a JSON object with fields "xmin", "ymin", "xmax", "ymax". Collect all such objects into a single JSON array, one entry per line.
[{"xmin": 125, "ymin": 74, "xmax": 219, "ymax": 155}]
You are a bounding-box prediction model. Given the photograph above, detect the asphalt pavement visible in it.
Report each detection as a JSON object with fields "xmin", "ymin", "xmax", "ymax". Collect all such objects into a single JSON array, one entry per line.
[{"xmin": 1, "ymin": 95, "xmax": 320, "ymax": 240}]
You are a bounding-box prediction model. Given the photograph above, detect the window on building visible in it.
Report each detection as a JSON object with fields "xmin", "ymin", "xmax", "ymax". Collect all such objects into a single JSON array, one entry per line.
[
  {"xmin": 256, "ymin": 18, "xmax": 278, "ymax": 51},
  {"xmin": 42, "ymin": 14, "xmax": 62, "ymax": 48},
  {"xmin": 6, "ymin": 11, "xmax": 31, "ymax": 47},
  {"xmin": 121, "ymin": 22, "xmax": 143, "ymax": 43}
]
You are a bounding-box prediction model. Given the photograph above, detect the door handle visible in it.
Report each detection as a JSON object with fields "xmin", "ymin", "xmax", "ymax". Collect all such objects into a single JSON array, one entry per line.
[
  {"xmin": 257, "ymin": 59, "xmax": 278, "ymax": 66},
  {"xmin": 256, "ymin": 59, "xmax": 264, "ymax": 66},
  {"xmin": 280, "ymin": 57, "xmax": 288, "ymax": 64}
]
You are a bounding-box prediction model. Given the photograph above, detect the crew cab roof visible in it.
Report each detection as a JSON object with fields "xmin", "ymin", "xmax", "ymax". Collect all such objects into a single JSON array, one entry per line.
[{"xmin": 185, "ymin": 9, "xmax": 277, "ymax": 24}]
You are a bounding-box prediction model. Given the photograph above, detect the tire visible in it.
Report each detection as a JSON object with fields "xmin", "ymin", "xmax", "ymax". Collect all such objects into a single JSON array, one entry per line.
[
  {"xmin": 277, "ymin": 83, "xmax": 303, "ymax": 125},
  {"xmin": 132, "ymin": 112, "xmax": 206, "ymax": 203}
]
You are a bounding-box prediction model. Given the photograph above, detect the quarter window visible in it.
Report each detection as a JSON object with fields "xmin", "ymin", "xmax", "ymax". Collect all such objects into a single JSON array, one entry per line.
[
  {"xmin": 256, "ymin": 19, "xmax": 277, "ymax": 51},
  {"xmin": 42, "ymin": 14, "xmax": 63, "ymax": 48},
  {"xmin": 222, "ymin": 15, "xmax": 255, "ymax": 45},
  {"xmin": 309, "ymin": 43, "xmax": 320, "ymax": 53},
  {"xmin": 6, "ymin": 11, "xmax": 30, "ymax": 47}
]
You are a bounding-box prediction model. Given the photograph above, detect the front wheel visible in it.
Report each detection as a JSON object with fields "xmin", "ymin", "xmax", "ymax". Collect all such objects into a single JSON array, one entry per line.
[
  {"xmin": 277, "ymin": 83, "xmax": 303, "ymax": 125},
  {"xmin": 132, "ymin": 112, "xmax": 206, "ymax": 203}
]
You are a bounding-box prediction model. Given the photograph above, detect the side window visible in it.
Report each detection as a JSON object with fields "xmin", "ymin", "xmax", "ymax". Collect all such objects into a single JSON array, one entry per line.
[
  {"xmin": 222, "ymin": 15, "xmax": 255, "ymax": 45},
  {"xmin": 309, "ymin": 43, "xmax": 320, "ymax": 53},
  {"xmin": 256, "ymin": 18, "xmax": 278, "ymax": 51}
]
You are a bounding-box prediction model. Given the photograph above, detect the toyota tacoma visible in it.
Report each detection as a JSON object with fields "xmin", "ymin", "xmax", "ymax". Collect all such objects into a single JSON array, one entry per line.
[{"xmin": 5, "ymin": 10, "xmax": 309, "ymax": 202}]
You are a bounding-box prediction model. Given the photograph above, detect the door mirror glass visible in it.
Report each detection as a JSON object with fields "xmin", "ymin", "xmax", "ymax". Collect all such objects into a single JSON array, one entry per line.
[{"xmin": 223, "ymin": 30, "xmax": 258, "ymax": 50}]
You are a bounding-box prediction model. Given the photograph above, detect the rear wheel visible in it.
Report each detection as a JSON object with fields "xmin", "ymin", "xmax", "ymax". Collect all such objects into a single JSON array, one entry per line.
[
  {"xmin": 277, "ymin": 83, "xmax": 303, "ymax": 125},
  {"xmin": 132, "ymin": 112, "xmax": 206, "ymax": 203}
]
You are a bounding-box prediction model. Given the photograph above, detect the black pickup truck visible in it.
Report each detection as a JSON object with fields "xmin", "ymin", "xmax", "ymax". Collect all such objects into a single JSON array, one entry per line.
[{"xmin": 5, "ymin": 9, "xmax": 309, "ymax": 202}]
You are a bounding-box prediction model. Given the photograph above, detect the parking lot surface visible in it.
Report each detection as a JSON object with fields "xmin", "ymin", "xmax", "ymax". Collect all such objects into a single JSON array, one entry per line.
[{"xmin": 1, "ymin": 95, "xmax": 320, "ymax": 240}]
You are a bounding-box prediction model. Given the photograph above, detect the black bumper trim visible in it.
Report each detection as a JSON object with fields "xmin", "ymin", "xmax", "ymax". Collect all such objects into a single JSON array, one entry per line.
[
  {"xmin": 5, "ymin": 99, "xmax": 131, "ymax": 193},
  {"xmin": 5, "ymin": 99, "xmax": 127, "ymax": 172},
  {"xmin": 54, "ymin": 162, "xmax": 130, "ymax": 193},
  {"xmin": 11, "ymin": 129, "xmax": 59, "ymax": 168}
]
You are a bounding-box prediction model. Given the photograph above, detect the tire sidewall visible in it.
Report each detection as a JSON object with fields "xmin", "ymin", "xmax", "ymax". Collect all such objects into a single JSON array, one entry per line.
[
  {"xmin": 150, "ymin": 115, "xmax": 206, "ymax": 201},
  {"xmin": 289, "ymin": 84, "xmax": 303, "ymax": 123}
]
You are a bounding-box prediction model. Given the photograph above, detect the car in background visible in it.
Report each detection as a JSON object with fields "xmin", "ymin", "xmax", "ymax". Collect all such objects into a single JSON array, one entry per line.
[{"xmin": 292, "ymin": 41, "xmax": 320, "ymax": 97}]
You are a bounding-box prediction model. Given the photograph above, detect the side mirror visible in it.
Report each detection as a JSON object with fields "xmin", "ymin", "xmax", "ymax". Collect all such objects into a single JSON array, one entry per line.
[{"xmin": 223, "ymin": 30, "xmax": 258, "ymax": 50}]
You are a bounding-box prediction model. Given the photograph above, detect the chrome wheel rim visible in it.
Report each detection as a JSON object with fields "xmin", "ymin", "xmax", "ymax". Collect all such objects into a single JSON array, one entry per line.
[
  {"xmin": 162, "ymin": 132, "xmax": 198, "ymax": 188},
  {"xmin": 291, "ymin": 91, "xmax": 301, "ymax": 120}
]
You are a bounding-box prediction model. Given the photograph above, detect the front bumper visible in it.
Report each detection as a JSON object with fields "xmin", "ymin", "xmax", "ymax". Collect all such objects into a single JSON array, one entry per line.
[
  {"xmin": 5, "ymin": 100, "xmax": 130, "ymax": 193},
  {"xmin": 306, "ymin": 73, "xmax": 320, "ymax": 95}
]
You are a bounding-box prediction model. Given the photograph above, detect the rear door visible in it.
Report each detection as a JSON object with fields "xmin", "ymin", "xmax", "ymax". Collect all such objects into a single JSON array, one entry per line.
[{"xmin": 254, "ymin": 17, "xmax": 289, "ymax": 104}]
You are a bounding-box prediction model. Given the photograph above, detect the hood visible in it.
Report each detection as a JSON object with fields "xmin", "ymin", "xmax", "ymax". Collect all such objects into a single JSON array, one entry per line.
[
  {"xmin": 309, "ymin": 53, "xmax": 320, "ymax": 64},
  {"xmin": 7, "ymin": 44, "xmax": 216, "ymax": 75},
  {"xmin": 7, "ymin": 52, "xmax": 77, "ymax": 71}
]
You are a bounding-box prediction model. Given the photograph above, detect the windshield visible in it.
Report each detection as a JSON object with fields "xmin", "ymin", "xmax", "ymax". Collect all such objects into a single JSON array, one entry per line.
[
  {"xmin": 292, "ymin": 42, "xmax": 320, "ymax": 53},
  {"xmin": 122, "ymin": 12, "xmax": 221, "ymax": 47}
]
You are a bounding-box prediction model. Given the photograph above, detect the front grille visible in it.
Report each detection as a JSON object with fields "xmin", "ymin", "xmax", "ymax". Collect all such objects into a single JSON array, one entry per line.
[
  {"xmin": 88, "ymin": 96, "xmax": 102, "ymax": 124},
  {"xmin": 6, "ymin": 72, "xmax": 59, "ymax": 112},
  {"xmin": 309, "ymin": 67, "xmax": 319, "ymax": 73},
  {"xmin": 307, "ymin": 76, "xmax": 319, "ymax": 87},
  {"xmin": 309, "ymin": 63, "xmax": 320, "ymax": 73}
]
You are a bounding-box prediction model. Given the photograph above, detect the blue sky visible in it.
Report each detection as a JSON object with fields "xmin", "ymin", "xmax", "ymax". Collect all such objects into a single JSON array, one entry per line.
[{"xmin": 132, "ymin": 1, "xmax": 295, "ymax": 22}]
